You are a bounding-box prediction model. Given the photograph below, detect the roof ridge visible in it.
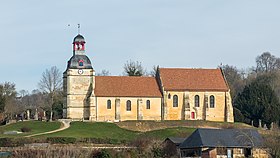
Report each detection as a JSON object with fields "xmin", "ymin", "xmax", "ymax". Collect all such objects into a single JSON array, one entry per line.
[
  {"xmin": 95, "ymin": 75, "xmax": 162, "ymax": 97},
  {"xmin": 197, "ymin": 129, "xmax": 205, "ymax": 147},
  {"xmin": 96, "ymin": 76, "xmax": 156, "ymax": 78},
  {"xmin": 159, "ymin": 68, "xmax": 229, "ymax": 91},
  {"xmin": 159, "ymin": 68, "xmax": 220, "ymax": 70}
]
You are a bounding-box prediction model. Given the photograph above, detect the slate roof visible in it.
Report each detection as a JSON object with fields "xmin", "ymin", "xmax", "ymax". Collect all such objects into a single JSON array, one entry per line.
[
  {"xmin": 179, "ymin": 128, "xmax": 264, "ymax": 149},
  {"xmin": 165, "ymin": 137, "xmax": 186, "ymax": 146},
  {"xmin": 67, "ymin": 55, "xmax": 92, "ymax": 69},
  {"xmin": 95, "ymin": 76, "xmax": 162, "ymax": 97},
  {"xmin": 159, "ymin": 68, "xmax": 229, "ymax": 91},
  {"xmin": 73, "ymin": 34, "xmax": 85, "ymax": 43}
]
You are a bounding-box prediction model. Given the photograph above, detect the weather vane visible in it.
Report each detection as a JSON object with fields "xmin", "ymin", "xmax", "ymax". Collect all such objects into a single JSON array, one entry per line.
[{"xmin": 78, "ymin": 24, "xmax": 81, "ymax": 34}]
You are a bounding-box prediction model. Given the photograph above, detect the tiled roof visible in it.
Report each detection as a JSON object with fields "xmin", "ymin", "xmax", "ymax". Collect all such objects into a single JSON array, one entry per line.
[
  {"xmin": 95, "ymin": 76, "xmax": 162, "ymax": 97},
  {"xmin": 159, "ymin": 68, "xmax": 229, "ymax": 91},
  {"xmin": 179, "ymin": 128, "xmax": 264, "ymax": 148}
]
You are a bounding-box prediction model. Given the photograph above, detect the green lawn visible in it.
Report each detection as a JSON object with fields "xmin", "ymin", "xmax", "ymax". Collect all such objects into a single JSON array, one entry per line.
[
  {"xmin": 117, "ymin": 120, "xmax": 252, "ymax": 132},
  {"xmin": 44, "ymin": 121, "xmax": 196, "ymax": 141},
  {"xmin": 143, "ymin": 127, "xmax": 196, "ymax": 140},
  {"xmin": 46, "ymin": 122, "xmax": 140, "ymax": 140},
  {"xmin": 0, "ymin": 121, "xmax": 247, "ymax": 141},
  {"xmin": 0, "ymin": 121, "xmax": 61, "ymax": 137}
]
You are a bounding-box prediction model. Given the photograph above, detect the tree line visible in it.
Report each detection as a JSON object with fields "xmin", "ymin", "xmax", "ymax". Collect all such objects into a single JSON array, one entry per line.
[
  {"xmin": 221, "ymin": 52, "xmax": 280, "ymax": 128},
  {"xmin": 0, "ymin": 67, "xmax": 63, "ymax": 122},
  {"xmin": 1, "ymin": 52, "xmax": 280, "ymax": 128}
]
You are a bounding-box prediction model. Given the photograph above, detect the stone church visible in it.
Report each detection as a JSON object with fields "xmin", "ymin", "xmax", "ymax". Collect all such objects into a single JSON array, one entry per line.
[{"xmin": 63, "ymin": 34, "xmax": 234, "ymax": 122}]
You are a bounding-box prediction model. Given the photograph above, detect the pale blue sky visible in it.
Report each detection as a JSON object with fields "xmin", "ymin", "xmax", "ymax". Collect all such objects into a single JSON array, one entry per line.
[{"xmin": 1, "ymin": 1, "xmax": 280, "ymax": 92}]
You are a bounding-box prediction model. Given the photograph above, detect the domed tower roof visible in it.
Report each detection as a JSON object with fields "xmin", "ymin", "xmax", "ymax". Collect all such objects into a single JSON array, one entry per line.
[
  {"xmin": 67, "ymin": 55, "xmax": 93, "ymax": 69},
  {"xmin": 73, "ymin": 34, "xmax": 85, "ymax": 43},
  {"xmin": 66, "ymin": 34, "xmax": 93, "ymax": 69}
]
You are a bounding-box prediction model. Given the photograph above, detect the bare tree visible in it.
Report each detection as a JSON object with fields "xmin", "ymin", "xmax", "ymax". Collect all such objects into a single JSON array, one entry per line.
[
  {"xmin": 5, "ymin": 98, "xmax": 24, "ymax": 119},
  {"xmin": 220, "ymin": 65, "xmax": 246, "ymax": 99},
  {"xmin": 123, "ymin": 60, "xmax": 146, "ymax": 76},
  {"xmin": 19, "ymin": 90, "xmax": 29, "ymax": 97},
  {"xmin": 96, "ymin": 69, "xmax": 110, "ymax": 76},
  {"xmin": 0, "ymin": 82, "xmax": 17, "ymax": 113},
  {"xmin": 149, "ymin": 65, "xmax": 159, "ymax": 77},
  {"xmin": 38, "ymin": 66, "xmax": 62, "ymax": 121},
  {"xmin": 256, "ymin": 52, "xmax": 280, "ymax": 73},
  {"xmin": 264, "ymin": 130, "xmax": 280, "ymax": 157}
]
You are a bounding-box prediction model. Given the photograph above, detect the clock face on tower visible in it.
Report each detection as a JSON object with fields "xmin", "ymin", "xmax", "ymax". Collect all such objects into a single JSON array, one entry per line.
[{"xmin": 78, "ymin": 69, "xmax": 83, "ymax": 75}]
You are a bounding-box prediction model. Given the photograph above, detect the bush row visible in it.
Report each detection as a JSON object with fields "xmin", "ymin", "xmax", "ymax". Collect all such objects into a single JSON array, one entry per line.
[
  {"xmin": 78, "ymin": 137, "xmax": 126, "ymax": 144},
  {"xmin": 47, "ymin": 137, "xmax": 76, "ymax": 144},
  {"xmin": 0, "ymin": 137, "xmax": 128, "ymax": 147},
  {"xmin": 46, "ymin": 137, "xmax": 127, "ymax": 144},
  {"xmin": 0, "ymin": 138, "xmax": 38, "ymax": 147}
]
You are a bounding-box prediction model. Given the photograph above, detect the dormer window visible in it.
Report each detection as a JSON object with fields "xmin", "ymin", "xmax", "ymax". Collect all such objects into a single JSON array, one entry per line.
[{"xmin": 79, "ymin": 60, "xmax": 84, "ymax": 66}]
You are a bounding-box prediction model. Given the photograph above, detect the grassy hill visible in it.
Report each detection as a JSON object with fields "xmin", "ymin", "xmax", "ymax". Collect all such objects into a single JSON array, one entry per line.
[
  {"xmin": 143, "ymin": 126, "xmax": 196, "ymax": 140},
  {"xmin": 116, "ymin": 120, "xmax": 252, "ymax": 132},
  {"xmin": 46, "ymin": 122, "xmax": 138, "ymax": 140},
  {"xmin": 0, "ymin": 121, "xmax": 61, "ymax": 138},
  {"xmin": 45, "ymin": 122, "xmax": 196, "ymax": 141},
  {"xmin": 0, "ymin": 120, "xmax": 253, "ymax": 141}
]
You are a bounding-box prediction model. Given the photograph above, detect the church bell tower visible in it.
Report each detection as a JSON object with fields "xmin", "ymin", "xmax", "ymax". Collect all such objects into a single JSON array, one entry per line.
[{"xmin": 63, "ymin": 34, "xmax": 96, "ymax": 121}]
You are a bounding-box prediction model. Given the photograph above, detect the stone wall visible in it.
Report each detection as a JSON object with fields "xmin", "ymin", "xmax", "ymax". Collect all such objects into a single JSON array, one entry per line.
[
  {"xmin": 163, "ymin": 90, "xmax": 233, "ymax": 122},
  {"xmin": 65, "ymin": 69, "xmax": 95, "ymax": 120},
  {"xmin": 96, "ymin": 97, "xmax": 162, "ymax": 121},
  {"xmin": 64, "ymin": 68, "xmax": 234, "ymax": 122}
]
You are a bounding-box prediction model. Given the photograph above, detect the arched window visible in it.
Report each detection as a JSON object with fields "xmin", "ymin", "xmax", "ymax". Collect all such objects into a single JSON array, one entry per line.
[
  {"xmin": 210, "ymin": 95, "xmax": 215, "ymax": 108},
  {"xmin": 107, "ymin": 100, "xmax": 111, "ymax": 109},
  {"xmin": 195, "ymin": 95, "xmax": 200, "ymax": 107},
  {"xmin": 79, "ymin": 60, "xmax": 84, "ymax": 66},
  {"xmin": 146, "ymin": 100, "xmax": 150, "ymax": 109},
  {"xmin": 126, "ymin": 100, "xmax": 131, "ymax": 111},
  {"xmin": 173, "ymin": 95, "xmax": 178, "ymax": 107}
]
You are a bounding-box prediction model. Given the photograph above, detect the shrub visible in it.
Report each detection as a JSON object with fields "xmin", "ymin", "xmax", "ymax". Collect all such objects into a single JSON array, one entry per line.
[
  {"xmin": 78, "ymin": 138, "xmax": 119, "ymax": 144},
  {"xmin": 12, "ymin": 146, "xmax": 96, "ymax": 158},
  {"xmin": 0, "ymin": 137, "xmax": 36, "ymax": 147},
  {"xmin": 21, "ymin": 127, "xmax": 32, "ymax": 132},
  {"xmin": 0, "ymin": 138, "xmax": 13, "ymax": 147},
  {"xmin": 152, "ymin": 146, "xmax": 164, "ymax": 158},
  {"xmin": 94, "ymin": 149, "xmax": 112, "ymax": 158},
  {"xmin": 264, "ymin": 132, "xmax": 280, "ymax": 157},
  {"xmin": 47, "ymin": 137, "xmax": 76, "ymax": 144}
]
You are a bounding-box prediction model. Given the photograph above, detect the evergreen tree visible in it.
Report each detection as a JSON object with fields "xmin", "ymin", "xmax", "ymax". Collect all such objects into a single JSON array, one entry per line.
[{"xmin": 235, "ymin": 77, "xmax": 280, "ymax": 128}]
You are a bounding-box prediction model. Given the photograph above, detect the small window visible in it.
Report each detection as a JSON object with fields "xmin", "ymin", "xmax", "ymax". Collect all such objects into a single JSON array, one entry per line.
[
  {"xmin": 107, "ymin": 100, "xmax": 111, "ymax": 109},
  {"xmin": 126, "ymin": 100, "xmax": 131, "ymax": 111},
  {"xmin": 195, "ymin": 95, "xmax": 200, "ymax": 107},
  {"xmin": 173, "ymin": 95, "xmax": 178, "ymax": 107},
  {"xmin": 78, "ymin": 60, "xmax": 84, "ymax": 66},
  {"xmin": 168, "ymin": 93, "xmax": 171, "ymax": 99},
  {"xmin": 146, "ymin": 100, "xmax": 150, "ymax": 109},
  {"xmin": 210, "ymin": 95, "xmax": 215, "ymax": 108}
]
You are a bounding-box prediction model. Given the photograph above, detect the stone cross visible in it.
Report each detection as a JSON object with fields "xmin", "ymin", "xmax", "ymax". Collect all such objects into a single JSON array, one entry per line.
[{"xmin": 34, "ymin": 108, "xmax": 38, "ymax": 120}]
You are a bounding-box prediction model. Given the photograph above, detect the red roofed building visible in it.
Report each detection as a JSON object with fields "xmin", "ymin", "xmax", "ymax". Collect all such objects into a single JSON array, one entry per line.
[
  {"xmin": 63, "ymin": 34, "xmax": 234, "ymax": 122},
  {"xmin": 157, "ymin": 68, "xmax": 233, "ymax": 122}
]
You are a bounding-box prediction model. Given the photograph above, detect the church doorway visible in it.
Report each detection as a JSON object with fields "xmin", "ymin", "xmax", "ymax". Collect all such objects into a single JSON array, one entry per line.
[{"xmin": 191, "ymin": 112, "xmax": 195, "ymax": 119}]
